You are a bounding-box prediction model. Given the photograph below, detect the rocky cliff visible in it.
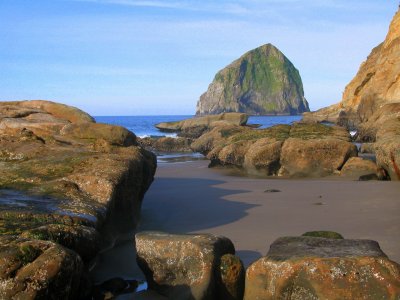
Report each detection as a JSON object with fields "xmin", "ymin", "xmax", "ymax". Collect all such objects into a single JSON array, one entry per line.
[
  {"xmin": 303, "ymin": 9, "xmax": 400, "ymax": 180},
  {"xmin": 303, "ymin": 10, "xmax": 400, "ymax": 128},
  {"xmin": 196, "ymin": 44, "xmax": 310, "ymax": 116}
]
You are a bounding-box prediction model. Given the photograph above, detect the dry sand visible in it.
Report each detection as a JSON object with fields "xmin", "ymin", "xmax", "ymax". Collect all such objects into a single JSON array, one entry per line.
[{"xmin": 91, "ymin": 159, "xmax": 400, "ymax": 298}]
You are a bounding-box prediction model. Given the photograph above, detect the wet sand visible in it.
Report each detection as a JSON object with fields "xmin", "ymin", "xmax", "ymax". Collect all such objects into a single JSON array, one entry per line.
[{"xmin": 91, "ymin": 159, "xmax": 400, "ymax": 298}]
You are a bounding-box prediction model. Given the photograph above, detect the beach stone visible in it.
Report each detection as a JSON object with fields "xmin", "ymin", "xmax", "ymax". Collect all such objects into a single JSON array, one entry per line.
[
  {"xmin": 279, "ymin": 138, "xmax": 357, "ymax": 177},
  {"xmin": 135, "ymin": 231, "xmax": 235, "ymax": 300},
  {"xmin": 217, "ymin": 254, "xmax": 245, "ymax": 300},
  {"xmin": 340, "ymin": 157, "xmax": 378, "ymax": 179},
  {"xmin": 217, "ymin": 141, "xmax": 252, "ymax": 166},
  {"xmin": 244, "ymin": 236, "xmax": 400, "ymax": 300},
  {"xmin": 243, "ymin": 138, "xmax": 283, "ymax": 175},
  {"xmin": 0, "ymin": 236, "xmax": 83, "ymax": 300}
]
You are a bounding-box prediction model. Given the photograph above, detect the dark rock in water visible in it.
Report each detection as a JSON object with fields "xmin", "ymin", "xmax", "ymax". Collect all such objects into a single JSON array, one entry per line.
[
  {"xmin": 155, "ymin": 112, "xmax": 248, "ymax": 138},
  {"xmin": 244, "ymin": 236, "xmax": 400, "ymax": 299},
  {"xmin": 302, "ymin": 231, "xmax": 344, "ymax": 239},
  {"xmin": 135, "ymin": 231, "xmax": 235, "ymax": 300},
  {"xmin": 218, "ymin": 254, "xmax": 245, "ymax": 300},
  {"xmin": 0, "ymin": 236, "xmax": 83, "ymax": 299},
  {"xmin": 196, "ymin": 43, "xmax": 309, "ymax": 116}
]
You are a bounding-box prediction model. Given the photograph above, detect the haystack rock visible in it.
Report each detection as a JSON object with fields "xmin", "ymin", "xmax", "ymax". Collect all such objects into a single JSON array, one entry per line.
[{"xmin": 196, "ymin": 44, "xmax": 310, "ymax": 116}]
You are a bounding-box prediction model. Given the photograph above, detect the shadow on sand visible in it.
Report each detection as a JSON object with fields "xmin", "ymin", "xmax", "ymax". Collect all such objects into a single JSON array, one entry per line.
[{"xmin": 139, "ymin": 177, "xmax": 260, "ymax": 233}]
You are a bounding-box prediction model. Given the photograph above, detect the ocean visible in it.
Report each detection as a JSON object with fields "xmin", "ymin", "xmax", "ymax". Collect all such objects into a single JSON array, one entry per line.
[{"xmin": 94, "ymin": 115, "xmax": 302, "ymax": 138}]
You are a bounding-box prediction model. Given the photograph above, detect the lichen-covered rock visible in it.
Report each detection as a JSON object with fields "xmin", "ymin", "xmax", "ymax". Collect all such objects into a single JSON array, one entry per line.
[
  {"xmin": 0, "ymin": 236, "xmax": 83, "ymax": 300},
  {"xmin": 244, "ymin": 236, "xmax": 400, "ymax": 300},
  {"xmin": 217, "ymin": 254, "xmax": 245, "ymax": 300},
  {"xmin": 279, "ymin": 138, "xmax": 357, "ymax": 177},
  {"xmin": 0, "ymin": 100, "xmax": 157, "ymax": 296},
  {"xmin": 192, "ymin": 122, "xmax": 357, "ymax": 178},
  {"xmin": 340, "ymin": 157, "xmax": 378, "ymax": 179},
  {"xmin": 196, "ymin": 44, "xmax": 309, "ymax": 115},
  {"xmin": 302, "ymin": 231, "xmax": 344, "ymax": 239},
  {"xmin": 243, "ymin": 138, "xmax": 283, "ymax": 175},
  {"xmin": 135, "ymin": 231, "xmax": 235, "ymax": 300}
]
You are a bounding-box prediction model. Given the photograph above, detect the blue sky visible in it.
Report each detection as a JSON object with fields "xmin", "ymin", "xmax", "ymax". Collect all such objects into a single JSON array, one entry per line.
[{"xmin": 0, "ymin": 1, "xmax": 398, "ymax": 115}]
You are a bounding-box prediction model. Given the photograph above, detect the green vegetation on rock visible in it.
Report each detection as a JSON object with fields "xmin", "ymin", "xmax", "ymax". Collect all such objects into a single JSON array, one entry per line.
[
  {"xmin": 197, "ymin": 44, "xmax": 310, "ymax": 116},
  {"xmin": 302, "ymin": 231, "xmax": 344, "ymax": 239}
]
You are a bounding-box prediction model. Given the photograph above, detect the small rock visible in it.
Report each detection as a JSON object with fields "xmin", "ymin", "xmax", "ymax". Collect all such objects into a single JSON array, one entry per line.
[
  {"xmin": 264, "ymin": 189, "xmax": 281, "ymax": 193},
  {"xmin": 218, "ymin": 254, "xmax": 245, "ymax": 300}
]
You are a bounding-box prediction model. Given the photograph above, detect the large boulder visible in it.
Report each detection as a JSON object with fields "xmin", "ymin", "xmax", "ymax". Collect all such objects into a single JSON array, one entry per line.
[
  {"xmin": 0, "ymin": 236, "xmax": 83, "ymax": 299},
  {"xmin": 244, "ymin": 236, "xmax": 400, "ymax": 299},
  {"xmin": 279, "ymin": 138, "xmax": 357, "ymax": 177},
  {"xmin": 135, "ymin": 231, "xmax": 236, "ymax": 300},
  {"xmin": 0, "ymin": 100, "xmax": 157, "ymax": 297},
  {"xmin": 196, "ymin": 44, "xmax": 309, "ymax": 115}
]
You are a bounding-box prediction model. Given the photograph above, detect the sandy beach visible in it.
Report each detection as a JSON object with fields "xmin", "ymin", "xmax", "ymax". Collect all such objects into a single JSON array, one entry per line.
[{"xmin": 91, "ymin": 158, "xmax": 400, "ymax": 292}]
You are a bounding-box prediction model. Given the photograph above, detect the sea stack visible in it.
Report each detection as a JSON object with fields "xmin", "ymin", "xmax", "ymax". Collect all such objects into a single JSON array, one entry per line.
[{"xmin": 196, "ymin": 43, "xmax": 310, "ymax": 116}]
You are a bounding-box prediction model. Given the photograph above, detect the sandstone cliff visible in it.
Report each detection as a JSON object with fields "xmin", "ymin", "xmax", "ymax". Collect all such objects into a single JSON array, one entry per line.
[
  {"xmin": 303, "ymin": 10, "xmax": 400, "ymax": 128},
  {"xmin": 196, "ymin": 44, "xmax": 310, "ymax": 116}
]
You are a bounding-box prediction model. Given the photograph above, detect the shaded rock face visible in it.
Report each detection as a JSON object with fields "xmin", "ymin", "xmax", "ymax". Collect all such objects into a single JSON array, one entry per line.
[
  {"xmin": 0, "ymin": 100, "xmax": 157, "ymax": 298},
  {"xmin": 191, "ymin": 123, "xmax": 357, "ymax": 177},
  {"xmin": 135, "ymin": 231, "xmax": 237, "ymax": 300},
  {"xmin": 196, "ymin": 44, "xmax": 310, "ymax": 116},
  {"xmin": 244, "ymin": 236, "xmax": 400, "ymax": 300},
  {"xmin": 340, "ymin": 157, "xmax": 379, "ymax": 179},
  {"xmin": 0, "ymin": 236, "xmax": 83, "ymax": 300},
  {"xmin": 155, "ymin": 112, "xmax": 248, "ymax": 138}
]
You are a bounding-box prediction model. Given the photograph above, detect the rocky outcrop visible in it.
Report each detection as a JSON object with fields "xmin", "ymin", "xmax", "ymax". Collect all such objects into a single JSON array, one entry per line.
[
  {"xmin": 135, "ymin": 231, "xmax": 243, "ymax": 300},
  {"xmin": 0, "ymin": 100, "xmax": 157, "ymax": 298},
  {"xmin": 191, "ymin": 123, "xmax": 357, "ymax": 177},
  {"xmin": 138, "ymin": 136, "xmax": 193, "ymax": 153},
  {"xmin": 244, "ymin": 236, "xmax": 400, "ymax": 299},
  {"xmin": 155, "ymin": 112, "xmax": 248, "ymax": 138},
  {"xmin": 196, "ymin": 44, "xmax": 310, "ymax": 116},
  {"xmin": 303, "ymin": 10, "xmax": 400, "ymax": 129}
]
